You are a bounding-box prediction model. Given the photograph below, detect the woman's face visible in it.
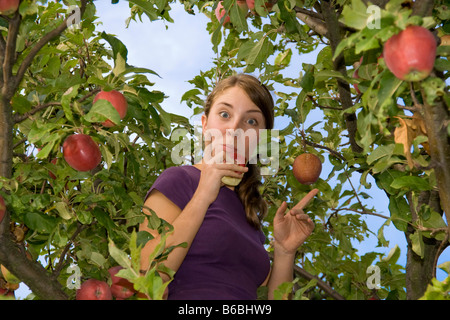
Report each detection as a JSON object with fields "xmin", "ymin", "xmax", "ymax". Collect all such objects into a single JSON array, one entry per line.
[{"xmin": 202, "ymin": 86, "xmax": 266, "ymax": 164}]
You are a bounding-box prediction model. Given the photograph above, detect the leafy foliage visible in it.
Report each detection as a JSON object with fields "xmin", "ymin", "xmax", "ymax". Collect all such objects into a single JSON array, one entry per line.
[{"xmin": 0, "ymin": 0, "xmax": 449, "ymax": 300}]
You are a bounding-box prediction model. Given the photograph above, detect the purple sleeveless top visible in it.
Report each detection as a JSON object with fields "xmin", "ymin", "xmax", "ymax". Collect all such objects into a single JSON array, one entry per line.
[{"xmin": 145, "ymin": 165, "xmax": 270, "ymax": 300}]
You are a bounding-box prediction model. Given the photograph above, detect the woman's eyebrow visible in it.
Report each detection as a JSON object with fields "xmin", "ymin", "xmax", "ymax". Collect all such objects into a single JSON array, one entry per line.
[{"xmin": 217, "ymin": 102, "xmax": 262, "ymax": 114}]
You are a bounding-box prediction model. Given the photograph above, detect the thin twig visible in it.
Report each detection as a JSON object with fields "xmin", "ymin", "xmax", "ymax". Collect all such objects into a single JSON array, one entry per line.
[{"xmin": 53, "ymin": 222, "xmax": 88, "ymax": 277}]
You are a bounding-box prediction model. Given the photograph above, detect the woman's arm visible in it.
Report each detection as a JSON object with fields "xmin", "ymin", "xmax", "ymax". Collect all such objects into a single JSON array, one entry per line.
[
  {"xmin": 139, "ymin": 188, "xmax": 210, "ymax": 281},
  {"xmin": 265, "ymin": 245, "xmax": 295, "ymax": 300},
  {"xmin": 265, "ymin": 189, "xmax": 318, "ymax": 300}
]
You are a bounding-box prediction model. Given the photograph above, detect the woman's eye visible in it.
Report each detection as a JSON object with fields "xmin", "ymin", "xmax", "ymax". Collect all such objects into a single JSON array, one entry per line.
[
  {"xmin": 247, "ymin": 118, "xmax": 258, "ymax": 126},
  {"xmin": 220, "ymin": 111, "xmax": 229, "ymax": 118}
]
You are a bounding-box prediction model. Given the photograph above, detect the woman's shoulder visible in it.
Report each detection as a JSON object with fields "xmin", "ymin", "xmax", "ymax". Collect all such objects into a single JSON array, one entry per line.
[
  {"xmin": 158, "ymin": 165, "xmax": 199, "ymax": 182},
  {"xmin": 144, "ymin": 165, "xmax": 199, "ymax": 206}
]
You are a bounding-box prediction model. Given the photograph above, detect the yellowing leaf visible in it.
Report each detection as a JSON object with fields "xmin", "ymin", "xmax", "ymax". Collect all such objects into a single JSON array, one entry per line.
[{"xmin": 394, "ymin": 113, "xmax": 429, "ymax": 169}]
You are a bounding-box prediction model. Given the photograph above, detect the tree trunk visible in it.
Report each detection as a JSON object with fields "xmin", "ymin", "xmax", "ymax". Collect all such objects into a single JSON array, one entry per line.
[{"xmin": 405, "ymin": 235, "xmax": 442, "ymax": 300}]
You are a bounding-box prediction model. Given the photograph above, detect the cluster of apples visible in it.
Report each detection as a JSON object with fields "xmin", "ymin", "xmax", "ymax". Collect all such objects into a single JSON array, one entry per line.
[
  {"xmin": 215, "ymin": 0, "xmax": 274, "ymax": 27},
  {"xmin": 62, "ymin": 90, "xmax": 127, "ymax": 172},
  {"xmin": 76, "ymin": 266, "xmax": 136, "ymax": 300}
]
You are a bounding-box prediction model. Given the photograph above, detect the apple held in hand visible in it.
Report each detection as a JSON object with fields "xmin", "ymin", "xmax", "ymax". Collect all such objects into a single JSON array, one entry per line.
[
  {"xmin": 76, "ymin": 279, "xmax": 112, "ymax": 300},
  {"xmin": 108, "ymin": 266, "xmax": 136, "ymax": 300},
  {"xmin": 293, "ymin": 153, "xmax": 322, "ymax": 185},
  {"xmin": 383, "ymin": 25, "xmax": 437, "ymax": 81},
  {"xmin": 63, "ymin": 134, "xmax": 102, "ymax": 172},
  {"xmin": 221, "ymin": 151, "xmax": 246, "ymax": 187},
  {"xmin": 93, "ymin": 90, "xmax": 128, "ymax": 127},
  {"xmin": 0, "ymin": 0, "xmax": 19, "ymax": 15}
]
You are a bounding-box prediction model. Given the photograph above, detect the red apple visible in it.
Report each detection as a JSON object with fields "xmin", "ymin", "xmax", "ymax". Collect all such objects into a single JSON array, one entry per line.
[
  {"xmin": 0, "ymin": 0, "xmax": 19, "ymax": 15},
  {"xmin": 49, "ymin": 158, "xmax": 58, "ymax": 180},
  {"xmin": 63, "ymin": 134, "xmax": 102, "ymax": 172},
  {"xmin": 108, "ymin": 266, "xmax": 135, "ymax": 300},
  {"xmin": 93, "ymin": 90, "xmax": 128, "ymax": 127},
  {"xmin": 246, "ymin": 0, "xmax": 273, "ymax": 15},
  {"xmin": 292, "ymin": 153, "xmax": 322, "ymax": 185},
  {"xmin": 215, "ymin": 1, "xmax": 231, "ymax": 27},
  {"xmin": 383, "ymin": 25, "xmax": 437, "ymax": 81},
  {"xmin": 0, "ymin": 288, "xmax": 15, "ymax": 299},
  {"xmin": 76, "ymin": 279, "xmax": 112, "ymax": 300},
  {"xmin": 0, "ymin": 196, "xmax": 5, "ymax": 225}
]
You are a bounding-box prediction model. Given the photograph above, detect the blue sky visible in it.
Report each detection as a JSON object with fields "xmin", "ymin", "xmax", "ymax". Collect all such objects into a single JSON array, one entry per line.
[{"xmin": 15, "ymin": 1, "xmax": 449, "ymax": 299}]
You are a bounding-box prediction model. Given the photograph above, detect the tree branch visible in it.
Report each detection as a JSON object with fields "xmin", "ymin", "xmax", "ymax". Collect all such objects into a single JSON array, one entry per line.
[
  {"xmin": 14, "ymin": 87, "xmax": 100, "ymax": 124},
  {"xmin": 53, "ymin": 222, "xmax": 88, "ymax": 277},
  {"xmin": 14, "ymin": 102, "xmax": 61, "ymax": 123},
  {"xmin": 267, "ymin": 251, "xmax": 345, "ymax": 300},
  {"xmin": 320, "ymin": 1, "xmax": 363, "ymax": 154},
  {"xmin": 412, "ymin": 0, "xmax": 434, "ymax": 17},
  {"xmin": 2, "ymin": 11, "xmax": 21, "ymax": 99},
  {"xmin": 0, "ymin": 232, "xmax": 68, "ymax": 300},
  {"xmin": 11, "ymin": 1, "xmax": 88, "ymax": 97},
  {"xmin": 420, "ymin": 93, "xmax": 450, "ymax": 236},
  {"xmin": 294, "ymin": 8, "xmax": 328, "ymax": 37}
]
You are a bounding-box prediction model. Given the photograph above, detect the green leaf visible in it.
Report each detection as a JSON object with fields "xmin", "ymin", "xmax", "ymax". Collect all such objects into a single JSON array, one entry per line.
[
  {"xmin": 54, "ymin": 201, "xmax": 73, "ymax": 220},
  {"xmin": 108, "ymin": 239, "xmax": 131, "ymax": 269},
  {"xmin": 113, "ymin": 53, "xmax": 126, "ymax": 77},
  {"xmin": 409, "ymin": 231, "xmax": 425, "ymax": 259},
  {"xmin": 421, "ymin": 210, "xmax": 448, "ymax": 241},
  {"xmin": 35, "ymin": 138, "xmax": 56, "ymax": 159},
  {"xmin": 84, "ymin": 99, "xmax": 121, "ymax": 125},
  {"xmin": 134, "ymin": 269, "xmax": 170, "ymax": 300},
  {"xmin": 340, "ymin": 0, "xmax": 369, "ymax": 30},
  {"xmin": 28, "ymin": 121, "xmax": 59, "ymax": 144},
  {"xmin": 278, "ymin": 0, "xmax": 306, "ymax": 38},
  {"xmin": 293, "ymin": 278, "xmax": 318, "ymax": 300},
  {"xmin": 24, "ymin": 211, "xmax": 57, "ymax": 234},
  {"xmin": 100, "ymin": 31, "xmax": 128, "ymax": 63},
  {"xmin": 377, "ymin": 72, "xmax": 403, "ymax": 109},
  {"xmin": 246, "ymin": 35, "xmax": 273, "ymax": 68},
  {"xmin": 390, "ymin": 176, "xmax": 431, "ymax": 191},
  {"xmin": 92, "ymin": 207, "xmax": 117, "ymax": 233},
  {"xmin": 367, "ymin": 144, "xmax": 394, "ymax": 164},
  {"xmin": 438, "ymin": 262, "xmax": 450, "ymax": 275},
  {"xmin": 61, "ymin": 85, "xmax": 79, "ymax": 122},
  {"xmin": 229, "ymin": 0, "xmax": 248, "ymax": 33},
  {"xmin": 388, "ymin": 196, "xmax": 411, "ymax": 232},
  {"xmin": 300, "ymin": 64, "xmax": 315, "ymax": 93}
]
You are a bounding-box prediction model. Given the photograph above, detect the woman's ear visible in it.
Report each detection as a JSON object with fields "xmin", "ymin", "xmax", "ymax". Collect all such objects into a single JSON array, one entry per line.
[{"xmin": 201, "ymin": 113, "xmax": 207, "ymax": 132}]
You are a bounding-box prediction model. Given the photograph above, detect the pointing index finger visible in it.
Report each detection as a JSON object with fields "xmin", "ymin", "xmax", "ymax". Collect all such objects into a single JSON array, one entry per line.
[{"xmin": 293, "ymin": 188, "xmax": 319, "ymax": 210}]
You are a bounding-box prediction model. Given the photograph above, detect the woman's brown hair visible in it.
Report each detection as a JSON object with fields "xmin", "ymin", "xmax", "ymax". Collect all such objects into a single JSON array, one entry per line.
[{"xmin": 203, "ymin": 74, "xmax": 275, "ymax": 229}]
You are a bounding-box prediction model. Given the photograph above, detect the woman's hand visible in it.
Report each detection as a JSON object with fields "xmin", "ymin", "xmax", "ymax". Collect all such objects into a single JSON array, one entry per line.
[
  {"xmin": 272, "ymin": 189, "xmax": 318, "ymax": 255},
  {"xmin": 194, "ymin": 150, "xmax": 248, "ymax": 206}
]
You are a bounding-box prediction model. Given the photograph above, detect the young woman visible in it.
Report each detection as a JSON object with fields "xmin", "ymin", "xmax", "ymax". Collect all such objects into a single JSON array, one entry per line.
[{"xmin": 139, "ymin": 74, "xmax": 317, "ymax": 300}]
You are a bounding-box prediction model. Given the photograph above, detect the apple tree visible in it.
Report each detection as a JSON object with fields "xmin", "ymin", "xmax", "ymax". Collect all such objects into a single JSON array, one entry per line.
[
  {"xmin": 0, "ymin": 0, "xmax": 189, "ymax": 299},
  {"xmin": 126, "ymin": 0, "xmax": 450, "ymax": 300}
]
